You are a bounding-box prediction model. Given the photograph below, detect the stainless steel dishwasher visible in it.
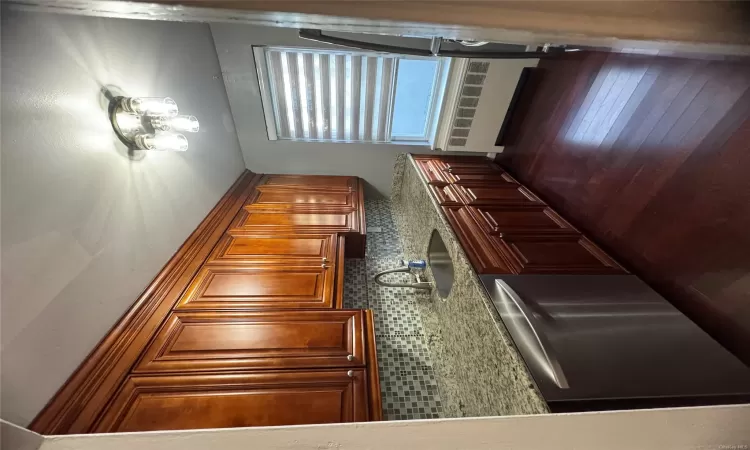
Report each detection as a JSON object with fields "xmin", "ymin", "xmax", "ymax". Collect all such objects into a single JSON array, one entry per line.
[{"xmin": 479, "ymin": 274, "xmax": 750, "ymax": 411}]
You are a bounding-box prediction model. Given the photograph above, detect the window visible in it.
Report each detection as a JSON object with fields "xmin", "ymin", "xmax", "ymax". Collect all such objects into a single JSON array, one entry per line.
[{"xmin": 254, "ymin": 46, "xmax": 449, "ymax": 144}]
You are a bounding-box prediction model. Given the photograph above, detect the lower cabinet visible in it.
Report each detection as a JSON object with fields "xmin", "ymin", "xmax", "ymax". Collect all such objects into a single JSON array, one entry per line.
[
  {"xmin": 175, "ymin": 265, "xmax": 338, "ymax": 310},
  {"xmin": 28, "ymin": 173, "xmax": 380, "ymax": 435},
  {"xmin": 135, "ymin": 310, "xmax": 367, "ymax": 372},
  {"xmin": 93, "ymin": 369, "xmax": 370, "ymax": 432}
]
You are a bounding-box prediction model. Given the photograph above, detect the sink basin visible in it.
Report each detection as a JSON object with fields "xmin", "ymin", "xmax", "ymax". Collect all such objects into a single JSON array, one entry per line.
[{"xmin": 428, "ymin": 229, "xmax": 454, "ymax": 298}]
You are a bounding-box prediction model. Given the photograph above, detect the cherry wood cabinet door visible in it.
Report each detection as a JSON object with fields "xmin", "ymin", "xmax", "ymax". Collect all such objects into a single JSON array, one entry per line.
[
  {"xmin": 453, "ymin": 184, "xmax": 545, "ymax": 207},
  {"xmin": 233, "ymin": 209, "xmax": 357, "ymax": 234},
  {"xmin": 429, "ymin": 184, "xmax": 463, "ymax": 206},
  {"xmin": 247, "ymin": 186, "xmax": 355, "ymax": 210},
  {"xmin": 175, "ymin": 265, "xmax": 336, "ymax": 310},
  {"xmin": 445, "ymin": 170, "xmax": 519, "ymax": 185},
  {"xmin": 208, "ymin": 233, "xmax": 337, "ymax": 266},
  {"xmin": 469, "ymin": 206, "xmax": 578, "ymax": 237},
  {"xmin": 442, "ymin": 207, "xmax": 511, "ymax": 274},
  {"xmin": 135, "ymin": 310, "xmax": 366, "ymax": 373},
  {"xmin": 93, "ymin": 369, "xmax": 369, "ymax": 432},
  {"xmin": 414, "ymin": 159, "xmax": 451, "ymax": 186},
  {"xmin": 494, "ymin": 235, "xmax": 625, "ymax": 274},
  {"xmin": 260, "ymin": 174, "xmax": 355, "ymax": 192}
]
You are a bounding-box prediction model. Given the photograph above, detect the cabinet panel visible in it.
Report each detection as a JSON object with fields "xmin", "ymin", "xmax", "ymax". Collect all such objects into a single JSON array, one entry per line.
[
  {"xmin": 94, "ymin": 369, "xmax": 368, "ymax": 432},
  {"xmin": 454, "ymin": 184, "xmax": 545, "ymax": 207},
  {"xmin": 135, "ymin": 310, "xmax": 365, "ymax": 373},
  {"xmin": 414, "ymin": 159, "xmax": 450, "ymax": 186},
  {"xmin": 442, "ymin": 207, "xmax": 511, "ymax": 274},
  {"xmin": 260, "ymin": 174, "xmax": 355, "ymax": 191},
  {"xmin": 446, "ymin": 171, "xmax": 519, "ymax": 185},
  {"xmin": 429, "ymin": 184, "xmax": 463, "ymax": 206},
  {"xmin": 247, "ymin": 187, "xmax": 355, "ymax": 210},
  {"xmin": 175, "ymin": 265, "xmax": 335, "ymax": 310},
  {"xmin": 234, "ymin": 209, "xmax": 356, "ymax": 234},
  {"xmin": 208, "ymin": 233, "xmax": 337, "ymax": 265},
  {"xmin": 494, "ymin": 236, "xmax": 624, "ymax": 274},
  {"xmin": 469, "ymin": 206, "xmax": 578, "ymax": 236}
]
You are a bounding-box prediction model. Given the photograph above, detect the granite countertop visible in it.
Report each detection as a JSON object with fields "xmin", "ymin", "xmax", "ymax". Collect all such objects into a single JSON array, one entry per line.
[{"xmin": 391, "ymin": 153, "xmax": 549, "ymax": 418}]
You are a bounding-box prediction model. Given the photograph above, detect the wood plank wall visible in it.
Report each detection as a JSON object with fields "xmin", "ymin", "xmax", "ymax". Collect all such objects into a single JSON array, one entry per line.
[{"xmin": 497, "ymin": 51, "xmax": 750, "ymax": 365}]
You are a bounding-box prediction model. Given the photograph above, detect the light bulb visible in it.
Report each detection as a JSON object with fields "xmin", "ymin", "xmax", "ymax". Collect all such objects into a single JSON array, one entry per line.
[
  {"xmin": 113, "ymin": 112, "xmax": 142, "ymax": 133},
  {"xmin": 124, "ymin": 97, "xmax": 178, "ymax": 117},
  {"xmin": 135, "ymin": 133, "xmax": 188, "ymax": 152},
  {"xmin": 168, "ymin": 115, "xmax": 199, "ymax": 133}
]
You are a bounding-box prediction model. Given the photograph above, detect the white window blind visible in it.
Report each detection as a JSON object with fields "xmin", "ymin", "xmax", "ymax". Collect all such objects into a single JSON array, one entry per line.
[
  {"xmin": 255, "ymin": 46, "xmax": 449, "ymax": 145},
  {"xmin": 265, "ymin": 48, "xmax": 397, "ymax": 143}
]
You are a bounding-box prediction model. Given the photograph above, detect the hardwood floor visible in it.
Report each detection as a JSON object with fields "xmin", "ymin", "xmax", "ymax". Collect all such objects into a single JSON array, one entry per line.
[{"xmin": 497, "ymin": 51, "xmax": 750, "ymax": 365}]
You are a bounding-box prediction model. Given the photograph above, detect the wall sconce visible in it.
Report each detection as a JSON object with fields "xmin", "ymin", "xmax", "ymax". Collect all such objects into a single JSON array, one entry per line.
[{"xmin": 109, "ymin": 97, "xmax": 199, "ymax": 151}]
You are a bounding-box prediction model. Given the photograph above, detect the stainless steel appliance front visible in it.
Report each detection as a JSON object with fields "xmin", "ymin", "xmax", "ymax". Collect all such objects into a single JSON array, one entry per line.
[{"xmin": 480, "ymin": 275, "xmax": 750, "ymax": 406}]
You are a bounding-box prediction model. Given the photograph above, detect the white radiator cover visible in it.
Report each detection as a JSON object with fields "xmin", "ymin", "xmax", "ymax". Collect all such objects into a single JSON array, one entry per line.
[{"xmin": 436, "ymin": 58, "xmax": 539, "ymax": 153}]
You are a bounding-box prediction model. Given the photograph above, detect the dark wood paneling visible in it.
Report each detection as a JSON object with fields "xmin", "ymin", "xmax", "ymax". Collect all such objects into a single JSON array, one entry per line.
[
  {"xmin": 94, "ymin": 369, "xmax": 369, "ymax": 432},
  {"xmin": 135, "ymin": 310, "xmax": 366, "ymax": 373},
  {"xmin": 497, "ymin": 50, "xmax": 750, "ymax": 364},
  {"xmin": 29, "ymin": 171, "xmax": 261, "ymax": 434}
]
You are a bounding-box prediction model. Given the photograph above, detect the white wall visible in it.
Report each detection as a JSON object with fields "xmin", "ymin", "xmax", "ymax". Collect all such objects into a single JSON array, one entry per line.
[
  {"xmin": 211, "ymin": 25, "xmax": 445, "ymax": 196},
  {"xmin": 34, "ymin": 405, "xmax": 750, "ymax": 450},
  {"xmin": 0, "ymin": 9, "xmax": 246, "ymax": 426}
]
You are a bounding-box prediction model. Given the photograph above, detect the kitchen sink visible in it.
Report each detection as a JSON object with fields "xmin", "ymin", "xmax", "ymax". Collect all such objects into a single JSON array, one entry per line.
[{"xmin": 428, "ymin": 229, "xmax": 454, "ymax": 298}]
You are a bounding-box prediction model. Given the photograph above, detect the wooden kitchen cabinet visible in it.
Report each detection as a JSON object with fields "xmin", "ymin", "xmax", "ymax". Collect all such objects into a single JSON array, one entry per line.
[
  {"xmin": 247, "ymin": 186, "xmax": 356, "ymax": 210},
  {"xmin": 493, "ymin": 235, "xmax": 624, "ymax": 274},
  {"xmin": 452, "ymin": 184, "xmax": 545, "ymax": 207},
  {"xmin": 443, "ymin": 206, "xmax": 512, "ymax": 274},
  {"xmin": 135, "ymin": 310, "xmax": 367, "ymax": 373},
  {"xmin": 93, "ymin": 369, "xmax": 370, "ymax": 432},
  {"xmin": 208, "ymin": 232, "xmax": 338, "ymax": 265},
  {"xmin": 259, "ymin": 174, "xmax": 356, "ymax": 191},
  {"xmin": 414, "ymin": 158, "xmax": 451, "ymax": 186},
  {"xmin": 469, "ymin": 206, "xmax": 578, "ymax": 237},
  {"xmin": 425, "ymin": 155, "xmax": 625, "ymax": 276},
  {"xmin": 429, "ymin": 184, "xmax": 463, "ymax": 206},
  {"xmin": 175, "ymin": 265, "xmax": 338, "ymax": 310},
  {"xmin": 30, "ymin": 172, "xmax": 379, "ymax": 435}
]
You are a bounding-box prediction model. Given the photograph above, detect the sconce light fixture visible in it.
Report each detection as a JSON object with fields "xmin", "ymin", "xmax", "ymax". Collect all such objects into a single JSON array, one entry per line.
[{"xmin": 109, "ymin": 96, "xmax": 199, "ymax": 151}]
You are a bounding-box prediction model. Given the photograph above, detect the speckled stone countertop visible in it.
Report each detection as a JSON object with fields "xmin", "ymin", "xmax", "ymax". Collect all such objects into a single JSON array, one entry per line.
[{"xmin": 391, "ymin": 153, "xmax": 549, "ymax": 418}]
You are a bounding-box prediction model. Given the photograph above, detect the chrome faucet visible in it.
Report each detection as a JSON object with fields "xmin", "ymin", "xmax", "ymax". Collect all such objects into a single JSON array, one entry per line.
[{"xmin": 373, "ymin": 260, "xmax": 432, "ymax": 290}]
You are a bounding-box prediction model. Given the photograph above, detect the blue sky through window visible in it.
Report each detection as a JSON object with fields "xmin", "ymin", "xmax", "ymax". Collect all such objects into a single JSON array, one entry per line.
[{"xmin": 391, "ymin": 59, "xmax": 438, "ymax": 139}]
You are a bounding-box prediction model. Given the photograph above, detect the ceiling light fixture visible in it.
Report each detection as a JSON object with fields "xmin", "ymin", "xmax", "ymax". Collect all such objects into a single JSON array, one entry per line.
[{"xmin": 109, "ymin": 96, "xmax": 199, "ymax": 151}]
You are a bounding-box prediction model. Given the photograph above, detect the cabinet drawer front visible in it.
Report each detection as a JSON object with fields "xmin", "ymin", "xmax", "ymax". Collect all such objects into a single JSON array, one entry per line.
[
  {"xmin": 94, "ymin": 369, "xmax": 368, "ymax": 432},
  {"xmin": 455, "ymin": 185, "xmax": 545, "ymax": 206},
  {"xmin": 248, "ymin": 187, "xmax": 355, "ymax": 209},
  {"xmin": 447, "ymin": 172, "xmax": 519, "ymax": 185},
  {"xmin": 135, "ymin": 310, "xmax": 365, "ymax": 372},
  {"xmin": 234, "ymin": 209, "xmax": 355, "ymax": 233},
  {"xmin": 208, "ymin": 233, "xmax": 337, "ymax": 265},
  {"xmin": 260, "ymin": 174, "xmax": 355, "ymax": 191},
  {"xmin": 495, "ymin": 236, "xmax": 624, "ymax": 274},
  {"xmin": 176, "ymin": 266, "xmax": 335, "ymax": 310},
  {"xmin": 470, "ymin": 206, "xmax": 578, "ymax": 236}
]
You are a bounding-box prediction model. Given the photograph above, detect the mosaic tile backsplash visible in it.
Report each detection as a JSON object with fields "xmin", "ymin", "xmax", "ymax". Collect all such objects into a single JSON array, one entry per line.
[{"xmin": 342, "ymin": 198, "xmax": 444, "ymax": 421}]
